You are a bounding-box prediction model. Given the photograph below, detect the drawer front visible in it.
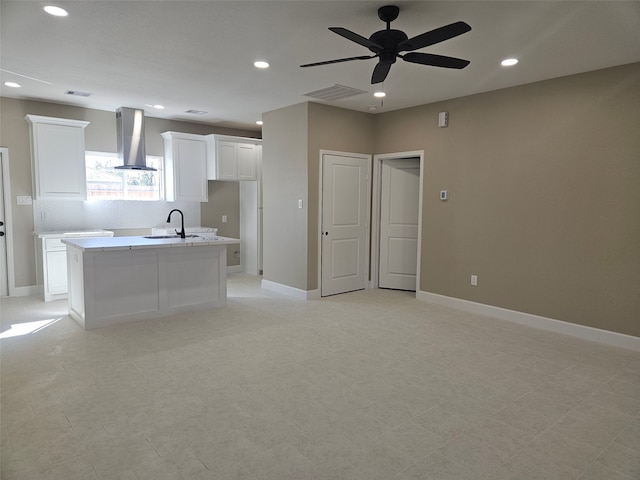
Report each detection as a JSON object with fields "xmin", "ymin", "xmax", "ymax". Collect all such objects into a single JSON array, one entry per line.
[{"xmin": 45, "ymin": 237, "xmax": 66, "ymax": 251}]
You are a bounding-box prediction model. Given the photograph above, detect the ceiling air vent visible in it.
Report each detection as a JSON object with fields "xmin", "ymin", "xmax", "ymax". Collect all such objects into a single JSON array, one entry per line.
[
  {"xmin": 185, "ymin": 109, "xmax": 207, "ymax": 115},
  {"xmin": 65, "ymin": 90, "xmax": 92, "ymax": 97},
  {"xmin": 303, "ymin": 84, "xmax": 367, "ymax": 102}
]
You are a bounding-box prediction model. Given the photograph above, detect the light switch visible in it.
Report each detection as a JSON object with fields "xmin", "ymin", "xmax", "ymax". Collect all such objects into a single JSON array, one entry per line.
[
  {"xmin": 298, "ymin": 199, "xmax": 303, "ymax": 209},
  {"xmin": 16, "ymin": 195, "xmax": 32, "ymax": 205}
]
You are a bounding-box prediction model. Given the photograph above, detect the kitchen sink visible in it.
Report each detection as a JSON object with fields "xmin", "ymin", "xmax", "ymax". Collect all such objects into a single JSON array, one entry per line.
[{"xmin": 143, "ymin": 234, "xmax": 200, "ymax": 239}]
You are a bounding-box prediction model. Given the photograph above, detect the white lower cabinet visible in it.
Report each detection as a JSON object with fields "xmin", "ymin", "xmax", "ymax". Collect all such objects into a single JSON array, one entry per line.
[
  {"xmin": 35, "ymin": 231, "xmax": 114, "ymax": 302},
  {"xmin": 46, "ymin": 250, "xmax": 68, "ymax": 295}
]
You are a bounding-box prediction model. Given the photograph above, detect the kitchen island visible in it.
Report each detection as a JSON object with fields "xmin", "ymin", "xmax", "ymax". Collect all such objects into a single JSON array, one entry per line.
[{"xmin": 62, "ymin": 235, "xmax": 239, "ymax": 329}]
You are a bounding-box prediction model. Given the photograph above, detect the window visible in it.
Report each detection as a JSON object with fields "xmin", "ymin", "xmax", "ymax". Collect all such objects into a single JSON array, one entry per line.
[{"xmin": 85, "ymin": 152, "xmax": 163, "ymax": 200}]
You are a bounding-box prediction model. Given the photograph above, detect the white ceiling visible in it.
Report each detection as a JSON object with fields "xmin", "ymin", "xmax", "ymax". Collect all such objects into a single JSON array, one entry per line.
[{"xmin": 1, "ymin": 1, "xmax": 639, "ymax": 130}]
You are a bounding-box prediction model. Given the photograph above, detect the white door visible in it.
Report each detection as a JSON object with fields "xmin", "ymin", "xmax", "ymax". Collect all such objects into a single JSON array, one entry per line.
[
  {"xmin": 379, "ymin": 158, "xmax": 419, "ymax": 291},
  {"xmin": 0, "ymin": 150, "xmax": 8, "ymax": 296},
  {"xmin": 321, "ymin": 153, "xmax": 370, "ymax": 296}
]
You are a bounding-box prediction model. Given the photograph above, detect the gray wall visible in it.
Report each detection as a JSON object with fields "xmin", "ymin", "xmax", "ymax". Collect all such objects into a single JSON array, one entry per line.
[
  {"xmin": 307, "ymin": 103, "xmax": 376, "ymax": 290},
  {"xmin": 375, "ymin": 62, "xmax": 640, "ymax": 337},
  {"xmin": 3, "ymin": 62, "xmax": 639, "ymax": 337},
  {"xmin": 201, "ymin": 180, "xmax": 240, "ymax": 267},
  {"xmin": 0, "ymin": 97, "xmax": 258, "ymax": 287},
  {"xmin": 262, "ymin": 63, "xmax": 640, "ymax": 337},
  {"xmin": 262, "ymin": 102, "xmax": 309, "ymax": 290}
]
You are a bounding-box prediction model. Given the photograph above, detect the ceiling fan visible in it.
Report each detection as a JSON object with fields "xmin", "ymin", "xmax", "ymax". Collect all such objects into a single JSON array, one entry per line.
[{"xmin": 300, "ymin": 5, "xmax": 471, "ymax": 84}]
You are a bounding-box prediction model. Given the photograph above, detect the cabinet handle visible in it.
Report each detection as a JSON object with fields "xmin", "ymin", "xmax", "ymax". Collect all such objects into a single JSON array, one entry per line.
[{"xmin": 0, "ymin": 232, "xmax": 4, "ymax": 237}]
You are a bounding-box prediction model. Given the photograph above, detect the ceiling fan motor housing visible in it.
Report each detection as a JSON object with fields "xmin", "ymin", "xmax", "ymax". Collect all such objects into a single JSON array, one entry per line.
[{"xmin": 369, "ymin": 30, "xmax": 407, "ymax": 63}]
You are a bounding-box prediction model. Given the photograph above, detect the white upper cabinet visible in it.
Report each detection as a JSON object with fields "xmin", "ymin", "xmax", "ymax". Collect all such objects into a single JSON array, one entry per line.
[
  {"xmin": 207, "ymin": 134, "xmax": 261, "ymax": 181},
  {"xmin": 237, "ymin": 143, "xmax": 258, "ymax": 180},
  {"xmin": 162, "ymin": 131, "xmax": 208, "ymax": 202},
  {"xmin": 25, "ymin": 115, "xmax": 90, "ymax": 200}
]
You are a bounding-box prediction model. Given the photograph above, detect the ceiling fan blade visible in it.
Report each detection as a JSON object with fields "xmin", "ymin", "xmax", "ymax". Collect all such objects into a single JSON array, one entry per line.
[
  {"xmin": 397, "ymin": 21, "xmax": 471, "ymax": 52},
  {"xmin": 300, "ymin": 55, "xmax": 376, "ymax": 68},
  {"xmin": 371, "ymin": 61, "xmax": 392, "ymax": 84},
  {"xmin": 329, "ymin": 27, "xmax": 382, "ymax": 51},
  {"xmin": 402, "ymin": 52, "xmax": 470, "ymax": 69}
]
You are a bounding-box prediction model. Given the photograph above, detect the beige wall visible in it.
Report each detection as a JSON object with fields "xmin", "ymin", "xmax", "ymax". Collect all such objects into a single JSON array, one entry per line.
[
  {"xmin": 307, "ymin": 103, "xmax": 376, "ymax": 290},
  {"xmin": 375, "ymin": 63, "xmax": 640, "ymax": 337},
  {"xmin": 0, "ymin": 97, "xmax": 258, "ymax": 287},
  {"xmin": 3, "ymin": 62, "xmax": 639, "ymax": 338},
  {"xmin": 201, "ymin": 180, "xmax": 240, "ymax": 267},
  {"xmin": 262, "ymin": 103, "xmax": 309, "ymax": 290}
]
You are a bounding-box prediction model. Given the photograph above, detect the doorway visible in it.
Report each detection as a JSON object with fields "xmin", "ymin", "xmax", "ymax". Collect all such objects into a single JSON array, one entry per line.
[
  {"xmin": 320, "ymin": 151, "xmax": 371, "ymax": 297},
  {"xmin": 372, "ymin": 151, "xmax": 424, "ymax": 293},
  {"xmin": 0, "ymin": 148, "xmax": 13, "ymax": 297}
]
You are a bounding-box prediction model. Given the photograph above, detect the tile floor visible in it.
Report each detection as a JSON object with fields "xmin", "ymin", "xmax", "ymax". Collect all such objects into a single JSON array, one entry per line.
[{"xmin": 1, "ymin": 274, "xmax": 639, "ymax": 480}]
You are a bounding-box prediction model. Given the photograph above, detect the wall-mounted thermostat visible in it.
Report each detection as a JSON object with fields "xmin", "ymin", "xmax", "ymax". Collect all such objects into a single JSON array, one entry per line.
[
  {"xmin": 438, "ymin": 111, "xmax": 449, "ymax": 128},
  {"xmin": 440, "ymin": 190, "xmax": 448, "ymax": 201}
]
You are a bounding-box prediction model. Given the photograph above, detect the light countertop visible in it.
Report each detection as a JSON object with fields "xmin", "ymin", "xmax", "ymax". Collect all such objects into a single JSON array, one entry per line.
[
  {"xmin": 62, "ymin": 235, "xmax": 240, "ymax": 252},
  {"xmin": 34, "ymin": 229, "xmax": 114, "ymax": 238}
]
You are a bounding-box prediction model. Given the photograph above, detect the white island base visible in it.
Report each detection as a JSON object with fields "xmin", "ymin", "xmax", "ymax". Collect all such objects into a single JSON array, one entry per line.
[{"xmin": 65, "ymin": 238, "xmax": 232, "ymax": 329}]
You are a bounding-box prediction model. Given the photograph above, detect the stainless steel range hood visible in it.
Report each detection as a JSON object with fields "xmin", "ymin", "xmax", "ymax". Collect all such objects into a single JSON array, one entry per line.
[{"xmin": 115, "ymin": 107, "xmax": 156, "ymax": 171}]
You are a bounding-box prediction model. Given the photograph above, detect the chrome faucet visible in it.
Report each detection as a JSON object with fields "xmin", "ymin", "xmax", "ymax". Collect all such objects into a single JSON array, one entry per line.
[{"xmin": 166, "ymin": 209, "xmax": 185, "ymax": 238}]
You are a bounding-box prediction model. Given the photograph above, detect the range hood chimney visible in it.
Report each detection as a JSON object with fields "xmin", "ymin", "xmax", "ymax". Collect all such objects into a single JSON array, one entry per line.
[{"xmin": 115, "ymin": 107, "xmax": 156, "ymax": 171}]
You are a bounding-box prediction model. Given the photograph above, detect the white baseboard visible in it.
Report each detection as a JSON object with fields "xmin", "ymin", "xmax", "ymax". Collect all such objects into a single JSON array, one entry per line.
[
  {"xmin": 9, "ymin": 285, "xmax": 39, "ymax": 297},
  {"xmin": 261, "ymin": 279, "xmax": 319, "ymax": 300},
  {"xmin": 417, "ymin": 291, "xmax": 640, "ymax": 352},
  {"xmin": 227, "ymin": 265, "xmax": 242, "ymax": 274}
]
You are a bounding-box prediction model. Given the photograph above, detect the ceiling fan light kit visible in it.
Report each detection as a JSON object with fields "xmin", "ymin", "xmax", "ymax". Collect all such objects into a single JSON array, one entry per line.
[{"xmin": 301, "ymin": 5, "xmax": 471, "ymax": 84}]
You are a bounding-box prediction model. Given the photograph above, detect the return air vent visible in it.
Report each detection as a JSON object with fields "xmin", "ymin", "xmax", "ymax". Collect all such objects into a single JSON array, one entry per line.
[
  {"xmin": 303, "ymin": 84, "xmax": 367, "ymax": 102},
  {"xmin": 65, "ymin": 90, "xmax": 91, "ymax": 97}
]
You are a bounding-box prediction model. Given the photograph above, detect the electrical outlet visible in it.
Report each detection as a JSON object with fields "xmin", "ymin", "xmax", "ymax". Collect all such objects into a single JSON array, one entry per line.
[
  {"xmin": 222, "ymin": 215, "xmax": 227, "ymax": 223},
  {"xmin": 471, "ymin": 275, "xmax": 478, "ymax": 286}
]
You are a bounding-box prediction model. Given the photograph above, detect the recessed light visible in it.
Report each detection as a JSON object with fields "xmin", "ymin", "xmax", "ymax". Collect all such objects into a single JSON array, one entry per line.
[
  {"xmin": 373, "ymin": 91, "xmax": 386, "ymax": 98},
  {"xmin": 256, "ymin": 120, "xmax": 263, "ymax": 126},
  {"xmin": 4, "ymin": 82, "xmax": 21, "ymax": 88},
  {"xmin": 153, "ymin": 104, "xmax": 165, "ymax": 110},
  {"xmin": 254, "ymin": 61, "xmax": 269, "ymax": 69},
  {"xmin": 44, "ymin": 5, "xmax": 68, "ymax": 16},
  {"xmin": 501, "ymin": 58, "xmax": 519, "ymax": 67}
]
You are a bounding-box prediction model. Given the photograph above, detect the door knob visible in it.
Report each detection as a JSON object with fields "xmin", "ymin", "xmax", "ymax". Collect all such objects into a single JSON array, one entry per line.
[
  {"xmin": 0, "ymin": 232, "xmax": 4, "ymax": 237},
  {"xmin": 0, "ymin": 221, "xmax": 3, "ymax": 226}
]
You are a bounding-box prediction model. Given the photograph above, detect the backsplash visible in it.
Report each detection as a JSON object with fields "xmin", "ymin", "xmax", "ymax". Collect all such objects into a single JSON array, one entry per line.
[{"xmin": 33, "ymin": 199, "xmax": 201, "ymax": 232}]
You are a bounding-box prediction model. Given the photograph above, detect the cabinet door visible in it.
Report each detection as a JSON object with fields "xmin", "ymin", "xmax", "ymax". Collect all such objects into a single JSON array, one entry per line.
[
  {"xmin": 46, "ymin": 250, "xmax": 68, "ymax": 295},
  {"xmin": 217, "ymin": 142, "xmax": 239, "ymax": 180},
  {"xmin": 237, "ymin": 144, "xmax": 257, "ymax": 181},
  {"xmin": 173, "ymin": 138, "xmax": 208, "ymax": 202},
  {"xmin": 33, "ymin": 123, "xmax": 87, "ymax": 199}
]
